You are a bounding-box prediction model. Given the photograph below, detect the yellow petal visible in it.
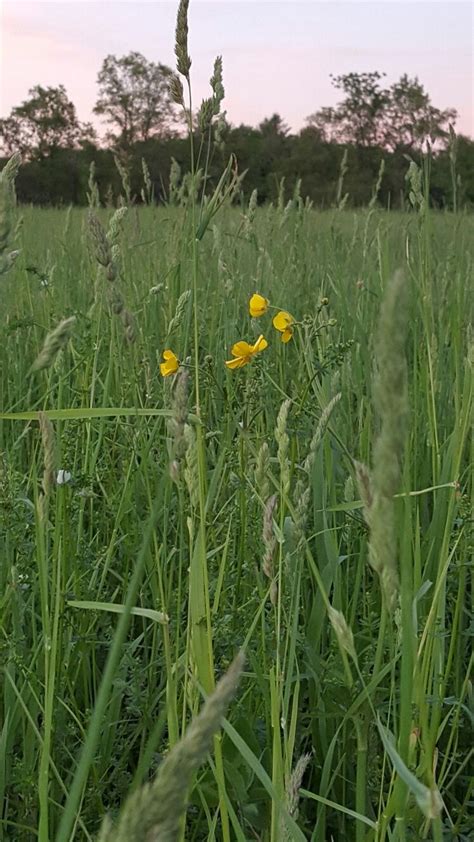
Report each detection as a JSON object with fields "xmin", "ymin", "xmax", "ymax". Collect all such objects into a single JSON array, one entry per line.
[
  {"xmin": 249, "ymin": 293, "xmax": 269, "ymax": 318},
  {"xmin": 231, "ymin": 340, "xmax": 253, "ymax": 357},
  {"xmin": 272, "ymin": 311, "xmax": 294, "ymax": 332},
  {"xmin": 251, "ymin": 334, "xmax": 268, "ymax": 354},
  {"xmin": 281, "ymin": 328, "xmax": 293, "ymax": 343},
  {"xmin": 160, "ymin": 361, "xmax": 173, "ymax": 376},
  {"xmin": 160, "ymin": 349, "xmax": 179, "ymax": 376},
  {"xmin": 225, "ymin": 356, "xmax": 249, "ymax": 369}
]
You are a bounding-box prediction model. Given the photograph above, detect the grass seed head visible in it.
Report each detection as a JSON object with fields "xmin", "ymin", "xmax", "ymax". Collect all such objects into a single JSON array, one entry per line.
[
  {"xmin": 354, "ymin": 460, "xmax": 373, "ymax": 521},
  {"xmin": 121, "ymin": 308, "xmax": 136, "ymax": 343},
  {"xmin": 328, "ymin": 605, "xmax": 357, "ymax": 662},
  {"xmin": 167, "ymin": 289, "xmax": 191, "ymax": 336},
  {"xmin": 0, "ymin": 153, "xmax": 21, "ymax": 275},
  {"xmin": 88, "ymin": 211, "xmax": 111, "ymax": 267},
  {"xmin": 255, "ymin": 441, "xmax": 270, "ymax": 503},
  {"xmin": 168, "ymin": 369, "xmax": 189, "ymax": 479},
  {"xmin": 262, "ymin": 494, "xmax": 278, "ymax": 602},
  {"xmin": 99, "ymin": 652, "xmax": 245, "ymax": 842},
  {"xmin": 275, "ymin": 399, "xmax": 291, "ymax": 496},
  {"xmin": 368, "ymin": 269, "xmax": 409, "ymax": 611},
  {"xmin": 210, "ymin": 55, "xmax": 224, "ymax": 112},
  {"xmin": 303, "ymin": 393, "xmax": 341, "ymax": 476},
  {"xmin": 184, "ymin": 423, "xmax": 199, "ymax": 508},
  {"xmin": 107, "ymin": 206, "xmax": 128, "ymax": 245},
  {"xmin": 198, "ymin": 97, "xmax": 214, "ymax": 133},
  {"xmin": 282, "ymin": 753, "xmax": 312, "ymax": 835},
  {"xmin": 31, "ymin": 316, "xmax": 76, "ymax": 372},
  {"xmin": 175, "ymin": 0, "xmax": 191, "ymax": 78},
  {"xmin": 169, "ymin": 72, "xmax": 185, "ymax": 106},
  {"xmin": 38, "ymin": 412, "xmax": 56, "ymax": 499}
]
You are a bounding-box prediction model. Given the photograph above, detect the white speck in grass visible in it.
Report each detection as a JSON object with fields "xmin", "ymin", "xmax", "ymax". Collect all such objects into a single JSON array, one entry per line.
[{"xmin": 56, "ymin": 470, "xmax": 72, "ymax": 485}]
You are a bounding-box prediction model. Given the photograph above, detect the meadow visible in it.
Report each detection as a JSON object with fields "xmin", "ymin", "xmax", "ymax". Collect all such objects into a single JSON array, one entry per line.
[
  {"xmin": 0, "ymin": 2, "xmax": 473, "ymax": 832},
  {"xmin": 0, "ymin": 164, "xmax": 472, "ymax": 841}
]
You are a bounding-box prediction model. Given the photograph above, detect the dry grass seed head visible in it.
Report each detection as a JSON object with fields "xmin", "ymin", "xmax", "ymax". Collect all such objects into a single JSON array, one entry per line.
[
  {"xmin": 98, "ymin": 652, "xmax": 245, "ymax": 842},
  {"xmin": 38, "ymin": 412, "xmax": 56, "ymax": 498},
  {"xmin": 31, "ymin": 316, "xmax": 76, "ymax": 372},
  {"xmin": 255, "ymin": 440, "xmax": 270, "ymax": 503},
  {"xmin": 275, "ymin": 398, "xmax": 291, "ymax": 496},
  {"xmin": 88, "ymin": 211, "xmax": 111, "ymax": 268}
]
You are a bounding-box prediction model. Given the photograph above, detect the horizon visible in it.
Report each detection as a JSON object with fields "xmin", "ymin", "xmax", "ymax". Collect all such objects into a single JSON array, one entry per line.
[{"xmin": 1, "ymin": 0, "xmax": 473, "ymax": 139}]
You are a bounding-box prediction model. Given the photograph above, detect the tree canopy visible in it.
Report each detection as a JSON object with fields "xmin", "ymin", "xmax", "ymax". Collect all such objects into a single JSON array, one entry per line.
[
  {"xmin": 306, "ymin": 72, "xmax": 457, "ymax": 151},
  {"xmin": 0, "ymin": 85, "xmax": 94, "ymax": 159},
  {"xmin": 93, "ymin": 52, "xmax": 177, "ymax": 146},
  {"xmin": 0, "ymin": 59, "xmax": 471, "ymax": 209}
]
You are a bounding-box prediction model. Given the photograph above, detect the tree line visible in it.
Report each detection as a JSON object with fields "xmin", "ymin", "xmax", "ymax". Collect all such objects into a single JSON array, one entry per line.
[{"xmin": 1, "ymin": 52, "xmax": 472, "ymax": 208}]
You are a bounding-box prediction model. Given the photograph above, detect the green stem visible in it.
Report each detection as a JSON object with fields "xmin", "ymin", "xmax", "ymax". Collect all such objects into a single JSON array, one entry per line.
[
  {"xmin": 355, "ymin": 717, "xmax": 368, "ymax": 842},
  {"xmin": 185, "ymin": 74, "xmax": 231, "ymax": 842},
  {"xmin": 55, "ymin": 499, "xmax": 161, "ymax": 842}
]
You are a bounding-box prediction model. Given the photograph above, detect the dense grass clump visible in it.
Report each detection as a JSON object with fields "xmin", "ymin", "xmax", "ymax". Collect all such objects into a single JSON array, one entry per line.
[{"xmin": 0, "ymin": 193, "xmax": 472, "ymax": 840}]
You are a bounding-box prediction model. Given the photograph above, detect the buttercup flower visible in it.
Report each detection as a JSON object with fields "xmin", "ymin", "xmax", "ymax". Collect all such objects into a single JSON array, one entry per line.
[
  {"xmin": 225, "ymin": 334, "xmax": 268, "ymax": 369},
  {"xmin": 160, "ymin": 349, "xmax": 180, "ymax": 377},
  {"xmin": 249, "ymin": 293, "xmax": 269, "ymax": 318},
  {"xmin": 272, "ymin": 310, "xmax": 294, "ymax": 343}
]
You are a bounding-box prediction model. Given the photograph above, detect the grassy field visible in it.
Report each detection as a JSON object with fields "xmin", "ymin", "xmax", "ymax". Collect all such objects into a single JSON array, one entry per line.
[{"xmin": 0, "ymin": 169, "xmax": 472, "ymax": 842}]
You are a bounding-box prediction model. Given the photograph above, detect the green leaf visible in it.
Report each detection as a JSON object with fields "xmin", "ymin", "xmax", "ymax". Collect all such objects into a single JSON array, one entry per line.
[
  {"xmin": 377, "ymin": 718, "xmax": 442, "ymax": 819},
  {"xmin": 0, "ymin": 407, "xmax": 198, "ymax": 423},
  {"xmin": 221, "ymin": 718, "xmax": 307, "ymax": 842},
  {"xmin": 300, "ymin": 788, "xmax": 377, "ymax": 829},
  {"xmin": 67, "ymin": 600, "xmax": 168, "ymax": 625}
]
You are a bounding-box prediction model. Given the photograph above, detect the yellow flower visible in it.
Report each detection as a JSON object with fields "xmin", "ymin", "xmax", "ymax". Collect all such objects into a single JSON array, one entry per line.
[
  {"xmin": 160, "ymin": 349, "xmax": 179, "ymax": 377},
  {"xmin": 249, "ymin": 293, "xmax": 269, "ymax": 318},
  {"xmin": 225, "ymin": 334, "xmax": 268, "ymax": 369},
  {"xmin": 272, "ymin": 310, "xmax": 294, "ymax": 343}
]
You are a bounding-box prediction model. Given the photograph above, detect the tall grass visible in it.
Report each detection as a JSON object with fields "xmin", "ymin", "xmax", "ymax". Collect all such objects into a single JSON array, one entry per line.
[
  {"xmin": 0, "ymin": 5, "xmax": 473, "ymax": 840},
  {"xmin": 1, "ymin": 186, "xmax": 473, "ymax": 842}
]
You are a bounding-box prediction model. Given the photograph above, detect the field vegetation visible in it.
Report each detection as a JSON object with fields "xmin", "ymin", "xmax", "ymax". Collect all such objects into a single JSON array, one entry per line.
[{"xmin": 0, "ymin": 2, "xmax": 472, "ymax": 840}]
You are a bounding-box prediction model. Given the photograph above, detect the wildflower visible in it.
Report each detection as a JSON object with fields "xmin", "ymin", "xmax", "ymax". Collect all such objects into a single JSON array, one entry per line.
[
  {"xmin": 225, "ymin": 334, "xmax": 268, "ymax": 370},
  {"xmin": 160, "ymin": 349, "xmax": 180, "ymax": 377},
  {"xmin": 56, "ymin": 470, "xmax": 72, "ymax": 485},
  {"xmin": 249, "ymin": 293, "xmax": 269, "ymax": 318},
  {"xmin": 273, "ymin": 310, "xmax": 294, "ymax": 343}
]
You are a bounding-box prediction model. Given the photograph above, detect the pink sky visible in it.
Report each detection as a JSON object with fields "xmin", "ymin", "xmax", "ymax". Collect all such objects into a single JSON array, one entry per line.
[{"xmin": 1, "ymin": 1, "xmax": 473, "ymax": 137}]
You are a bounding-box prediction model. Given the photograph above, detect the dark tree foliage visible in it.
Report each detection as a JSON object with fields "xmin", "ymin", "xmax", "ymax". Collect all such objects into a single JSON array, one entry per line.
[
  {"xmin": 5, "ymin": 128, "xmax": 472, "ymax": 210},
  {"xmin": 0, "ymin": 68, "xmax": 472, "ymax": 209},
  {"xmin": 0, "ymin": 85, "xmax": 94, "ymax": 160},
  {"xmin": 93, "ymin": 52, "xmax": 177, "ymax": 147},
  {"xmin": 307, "ymin": 72, "xmax": 457, "ymax": 152}
]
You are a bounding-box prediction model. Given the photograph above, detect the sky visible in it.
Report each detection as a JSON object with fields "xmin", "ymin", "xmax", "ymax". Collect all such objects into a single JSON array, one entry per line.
[{"xmin": 1, "ymin": 0, "xmax": 473, "ymax": 137}]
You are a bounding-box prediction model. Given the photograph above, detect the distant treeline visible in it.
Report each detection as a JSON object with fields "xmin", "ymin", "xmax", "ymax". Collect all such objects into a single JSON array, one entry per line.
[
  {"xmin": 1, "ymin": 54, "xmax": 472, "ymax": 208},
  {"xmin": 3, "ymin": 128, "xmax": 473, "ymax": 210}
]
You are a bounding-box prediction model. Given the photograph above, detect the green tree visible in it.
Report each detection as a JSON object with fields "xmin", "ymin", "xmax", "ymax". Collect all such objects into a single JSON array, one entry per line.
[
  {"xmin": 305, "ymin": 107, "xmax": 339, "ymax": 143},
  {"xmin": 382, "ymin": 74, "xmax": 457, "ymax": 151},
  {"xmin": 306, "ymin": 72, "xmax": 458, "ymax": 151},
  {"xmin": 0, "ymin": 85, "xmax": 94, "ymax": 159},
  {"xmin": 307, "ymin": 72, "xmax": 389, "ymax": 146},
  {"xmin": 93, "ymin": 52, "xmax": 176, "ymax": 146}
]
